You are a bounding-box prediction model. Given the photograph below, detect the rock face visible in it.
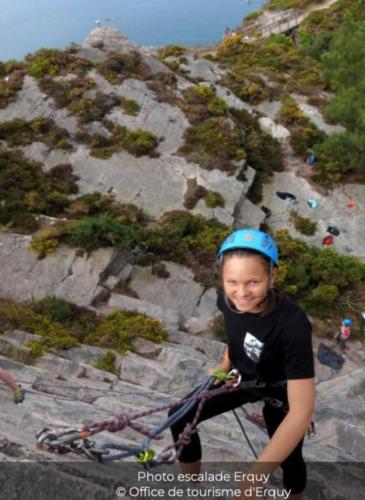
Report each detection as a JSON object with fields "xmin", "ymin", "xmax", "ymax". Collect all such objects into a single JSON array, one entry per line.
[
  {"xmin": 0, "ymin": 234, "xmax": 115, "ymax": 306},
  {"xmin": 0, "ymin": 326, "xmax": 364, "ymax": 499},
  {"xmin": 262, "ymin": 171, "xmax": 365, "ymax": 262},
  {"xmin": 0, "ymin": 75, "xmax": 79, "ymax": 135},
  {"xmin": 89, "ymin": 71, "xmax": 190, "ymax": 155}
]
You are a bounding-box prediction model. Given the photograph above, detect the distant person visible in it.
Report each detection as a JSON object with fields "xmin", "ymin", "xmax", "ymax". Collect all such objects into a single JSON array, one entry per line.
[
  {"xmin": 0, "ymin": 367, "xmax": 25, "ymax": 403},
  {"xmin": 335, "ymin": 318, "xmax": 352, "ymax": 352},
  {"xmin": 306, "ymin": 154, "xmax": 317, "ymax": 166},
  {"xmin": 223, "ymin": 27, "xmax": 231, "ymax": 39}
]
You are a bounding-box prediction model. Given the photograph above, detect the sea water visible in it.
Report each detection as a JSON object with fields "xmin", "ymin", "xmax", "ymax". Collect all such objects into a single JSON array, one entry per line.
[{"xmin": 0, "ymin": 0, "xmax": 266, "ymax": 61}]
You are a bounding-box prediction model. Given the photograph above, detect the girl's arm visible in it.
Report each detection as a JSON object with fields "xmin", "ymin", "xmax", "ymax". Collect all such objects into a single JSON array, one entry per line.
[
  {"xmin": 208, "ymin": 346, "xmax": 232, "ymax": 375},
  {"xmin": 0, "ymin": 367, "xmax": 19, "ymax": 392},
  {"xmin": 258, "ymin": 377, "xmax": 315, "ymax": 464},
  {"xmin": 238, "ymin": 378, "xmax": 315, "ymax": 499},
  {"xmin": 248, "ymin": 378, "xmax": 315, "ymax": 480}
]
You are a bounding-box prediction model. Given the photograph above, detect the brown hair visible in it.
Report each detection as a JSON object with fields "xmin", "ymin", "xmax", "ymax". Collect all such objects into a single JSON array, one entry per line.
[{"xmin": 217, "ymin": 248, "xmax": 282, "ymax": 316}]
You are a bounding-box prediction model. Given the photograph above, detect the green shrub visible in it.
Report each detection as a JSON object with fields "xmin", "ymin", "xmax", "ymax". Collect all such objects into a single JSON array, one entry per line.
[
  {"xmin": 119, "ymin": 97, "xmax": 141, "ymax": 115},
  {"xmin": 67, "ymin": 194, "xmax": 147, "ymax": 227},
  {"xmin": 179, "ymin": 117, "xmax": 245, "ymax": 172},
  {"xmin": 141, "ymin": 211, "xmax": 230, "ymax": 286},
  {"xmin": 98, "ymin": 51, "xmax": 151, "ymax": 84},
  {"xmin": 0, "ymin": 300, "xmax": 77, "ymax": 350},
  {"xmin": 0, "ymin": 147, "xmax": 77, "ymax": 229},
  {"xmin": 94, "ymin": 351, "xmax": 118, "ymax": 374},
  {"xmin": 68, "ymin": 92, "xmax": 119, "ymax": 123},
  {"xmin": 46, "ymin": 164, "xmax": 79, "ymax": 195},
  {"xmin": 32, "ymin": 296, "xmax": 74, "ymax": 323},
  {"xmin": 183, "ymin": 179, "xmax": 208, "ymax": 209},
  {"xmin": 85, "ymin": 310, "xmax": 167, "ymax": 354},
  {"xmin": 290, "ymin": 125, "xmax": 326, "ymax": 156},
  {"xmin": 279, "ymin": 97, "xmax": 307, "ymax": 127},
  {"xmin": 313, "ymin": 131, "xmax": 363, "ymax": 184},
  {"xmin": 90, "ymin": 126, "xmax": 159, "ymax": 158},
  {"xmin": 10, "ymin": 212, "xmax": 39, "ymax": 233},
  {"xmin": 27, "ymin": 225, "xmax": 65, "ymax": 257},
  {"xmin": 31, "ymin": 296, "xmax": 101, "ymax": 343},
  {"xmin": 38, "ymin": 75, "xmax": 96, "ymax": 110},
  {"xmin": 304, "ymin": 284, "xmax": 339, "ymax": 310},
  {"xmin": 180, "ymin": 84, "xmax": 229, "ymax": 124},
  {"xmin": 275, "ymin": 230, "xmax": 365, "ymax": 314},
  {"xmin": 267, "ymin": 0, "xmax": 319, "ymax": 10},
  {"xmin": 291, "ymin": 212, "xmax": 317, "ymax": 235},
  {"xmin": 0, "ymin": 297, "xmax": 168, "ymax": 356},
  {"xmin": 0, "ymin": 67, "xmax": 25, "ymax": 108},
  {"xmin": 25, "ymin": 340, "xmax": 45, "ymax": 360},
  {"xmin": 204, "ymin": 191, "xmax": 225, "ymax": 208},
  {"xmin": 0, "ymin": 118, "xmax": 70, "ymax": 148},
  {"xmin": 67, "ymin": 217, "xmax": 138, "ymax": 251},
  {"xmin": 26, "ymin": 48, "xmax": 92, "ymax": 79},
  {"xmin": 158, "ymin": 45, "xmax": 186, "ymax": 59}
]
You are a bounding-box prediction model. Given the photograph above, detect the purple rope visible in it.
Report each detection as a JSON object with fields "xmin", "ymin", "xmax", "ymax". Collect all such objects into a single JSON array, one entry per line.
[
  {"xmin": 161, "ymin": 384, "xmax": 237, "ymax": 460},
  {"xmin": 81, "ymin": 383, "xmax": 237, "ymax": 445}
]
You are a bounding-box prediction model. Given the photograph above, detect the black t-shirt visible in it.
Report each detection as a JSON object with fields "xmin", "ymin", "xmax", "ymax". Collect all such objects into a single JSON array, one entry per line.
[{"xmin": 217, "ymin": 288, "xmax": 315, "ymax": 383}]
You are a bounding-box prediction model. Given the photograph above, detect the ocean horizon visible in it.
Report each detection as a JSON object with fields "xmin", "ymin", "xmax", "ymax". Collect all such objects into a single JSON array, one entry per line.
[{"xmin": 1, "ymin": 0, "xmax": 266, "ymax": 62}]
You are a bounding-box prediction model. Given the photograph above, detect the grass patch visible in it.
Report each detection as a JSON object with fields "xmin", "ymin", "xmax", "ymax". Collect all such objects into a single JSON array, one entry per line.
[
  {"xmin": 0, "ymin": 118, "xmax": 71, "ymax": 148},
  {"xmin": 291, "ymin": 212, "xmax": 317, "ymax": 235},
  {"xmin": 90, "ymin": 125, "xmax": 159, "ymax": 158},
  {"xmin": 179, "ymin": 117, "xmax": 245, "ymax": 173}
]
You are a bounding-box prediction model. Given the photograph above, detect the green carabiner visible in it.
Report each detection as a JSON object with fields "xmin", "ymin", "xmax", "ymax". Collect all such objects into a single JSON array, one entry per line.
[
  {"xmin": 135, "ymin": 448, "xmax": 156, "ymax": 464},
  {"xmin": 212, "ymin": 369, "xmax": 235, "ymax": 382}
]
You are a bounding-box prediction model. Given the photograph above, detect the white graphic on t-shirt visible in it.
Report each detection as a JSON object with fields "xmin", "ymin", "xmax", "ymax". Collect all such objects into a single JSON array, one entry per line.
[{"xmin": 243, "ymin": 332, "xmax": 264, "ymax": 363}]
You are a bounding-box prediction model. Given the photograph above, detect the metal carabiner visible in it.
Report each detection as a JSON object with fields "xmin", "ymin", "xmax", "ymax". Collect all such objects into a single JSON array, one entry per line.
[{"xmin": 228, "ymin": 368, "xmax": 242, "ymax": 388}]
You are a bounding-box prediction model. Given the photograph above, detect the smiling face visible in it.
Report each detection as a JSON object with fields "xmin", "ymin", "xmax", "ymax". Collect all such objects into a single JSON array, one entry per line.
[{"xmin": 221, "ymin": 253, "xmax": 277, "ymax": 313}]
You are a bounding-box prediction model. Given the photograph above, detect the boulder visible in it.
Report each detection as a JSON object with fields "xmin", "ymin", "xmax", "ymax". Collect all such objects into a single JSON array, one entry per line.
[
  {"xmin": 0, "ymin": 75, "xmax": 78, "ymax": 135},
  {"xmin": 258, "ymin": 116, "xmax": 290, "ymax": 140},
  {"xmin": 129, "ymin": 262, "xmax": 204, "ymax": 324},
  {"xmin": 105, "ymin": 292, "xmax": 179, "ymax": 329},
  {"xmin": 178, "ymin": 55, "xmax": 226, "ymax": 83},
  {"xmin": 83, "ymin": 26, "xmax": 138, "ymax": 53},
  {"xmin": 0, "ymin": 234, "xmax": 115, "ymax": 306}
]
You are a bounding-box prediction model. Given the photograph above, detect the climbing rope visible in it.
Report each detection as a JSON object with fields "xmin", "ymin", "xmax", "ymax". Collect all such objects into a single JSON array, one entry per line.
[
  {"xmin": 36, "ymin": 372, "xmax": 238, "ymax": 464},
  {"xmin": 33, "ymin": 370, "xmax": 313, "ymax": 467}
]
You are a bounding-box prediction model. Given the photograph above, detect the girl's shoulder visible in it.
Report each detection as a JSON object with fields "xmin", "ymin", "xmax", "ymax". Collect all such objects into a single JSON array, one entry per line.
[{"xmin": 275, "ymin": 294, "xmax": 311, "ymax": 329}]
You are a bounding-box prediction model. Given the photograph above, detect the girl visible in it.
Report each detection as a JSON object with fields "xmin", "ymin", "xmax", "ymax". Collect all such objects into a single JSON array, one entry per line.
[
  {"xmin": 169, "ymin": 228, "xmax": 315, "ymax": 499},
  {"xmin": 0, "ymin": 367, "xmax": 25, "ymax": 403}
]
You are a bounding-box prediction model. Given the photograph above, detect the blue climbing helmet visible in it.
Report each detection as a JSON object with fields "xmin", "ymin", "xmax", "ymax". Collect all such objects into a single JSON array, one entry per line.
[
  {"xmin": 217, "ymin": 228, "xmax": 279, "ymax": 266},
  {"xmin": 343, "ymin": 318, "xmax": 352, "ymax": 326}
]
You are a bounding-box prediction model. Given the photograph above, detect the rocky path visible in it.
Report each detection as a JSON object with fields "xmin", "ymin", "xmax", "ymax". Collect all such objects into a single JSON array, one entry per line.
[{"xmin": 281, "ymin": 139, "xmax": 329, "ymax": 196}]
